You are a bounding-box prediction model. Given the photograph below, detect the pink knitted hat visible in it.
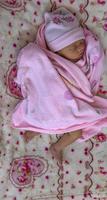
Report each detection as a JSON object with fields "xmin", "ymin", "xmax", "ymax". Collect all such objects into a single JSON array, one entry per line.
[{"xmin": 44, "ymin": 7, "xmax": 85, "ymax": 52}]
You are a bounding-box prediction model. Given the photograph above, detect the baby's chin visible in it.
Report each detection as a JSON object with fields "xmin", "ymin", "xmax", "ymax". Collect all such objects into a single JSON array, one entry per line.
[{"xmin": 70, "ymin": 56, "xmax": 83, "ymax": 63}]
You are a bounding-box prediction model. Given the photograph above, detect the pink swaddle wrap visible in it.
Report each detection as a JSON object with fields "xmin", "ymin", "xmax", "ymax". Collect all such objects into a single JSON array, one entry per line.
[{"xmin": 11, "ymin": 7, "xmax": 107, "ymax": 143}]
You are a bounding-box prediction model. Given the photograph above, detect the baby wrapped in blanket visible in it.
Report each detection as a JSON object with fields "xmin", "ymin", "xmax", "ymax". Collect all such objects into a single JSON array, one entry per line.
[{"xmin": 12, "ymin": 7, "xmax": 107, "ymax": 162}]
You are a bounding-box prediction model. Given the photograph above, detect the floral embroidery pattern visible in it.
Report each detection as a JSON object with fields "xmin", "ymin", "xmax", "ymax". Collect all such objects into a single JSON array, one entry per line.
[
  {"xmin": 97, "ymin": 0, "xmax": 106, "ymax": 5},
  {"xmin": 92, "ymin": 11, "xmax": 107, "ymax": 32},
  {"xmin": 9, "ymin": 156, "xmax": 48, "ymax": 188},
  {"xmin": 6, "ymin": 63, "xmax": 23, "ymax": 99},
  {"xmin": 96, "ymin": 133, "xmax": 107, "ymax": 142},
  {"xmin": 53, "ymin": 16, "xmax": 74, "ymax": 24},
  {"xmin": 0, "ymin": 0, "xmax": 24, "ymax": 11},
  {"xmin": 103, "ymin": 22, "xmax": 107, "ymax": 31}
]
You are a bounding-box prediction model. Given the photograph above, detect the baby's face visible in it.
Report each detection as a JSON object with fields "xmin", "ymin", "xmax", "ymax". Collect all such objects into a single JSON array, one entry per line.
[{"xmin": 57, "ymin": 39, "xmax": 86, "ymax": 62}]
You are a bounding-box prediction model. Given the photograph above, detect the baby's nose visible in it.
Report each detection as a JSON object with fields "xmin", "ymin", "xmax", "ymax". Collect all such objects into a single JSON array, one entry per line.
[{"xmin": 78, "ymin": 45, "xmax": 85, "ymax": 52}]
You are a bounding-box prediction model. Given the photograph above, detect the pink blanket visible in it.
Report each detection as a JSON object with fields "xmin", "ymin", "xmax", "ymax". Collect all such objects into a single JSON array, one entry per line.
[{"xmin": 11, "ymin": 23, "xmax": 107, "ymax": 143}]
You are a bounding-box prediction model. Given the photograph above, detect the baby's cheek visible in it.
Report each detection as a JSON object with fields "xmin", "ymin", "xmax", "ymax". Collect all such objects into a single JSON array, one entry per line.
[
  {"xmin": 64, "ymin": 52, "xmax": 72, "ymax": 59},
  {"xmin": 71, "ymin": 51, "xmax": 79, "ymax": 58}
]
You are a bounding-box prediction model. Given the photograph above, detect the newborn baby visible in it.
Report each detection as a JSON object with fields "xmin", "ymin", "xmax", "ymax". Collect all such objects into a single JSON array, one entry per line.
[
  {"xmin": 12, "ymin": 7, "xmax": 106, "ymax": 164},
  {"xmin": 23, "ymin": 39, "xmax": 86, "ymax": 162}
]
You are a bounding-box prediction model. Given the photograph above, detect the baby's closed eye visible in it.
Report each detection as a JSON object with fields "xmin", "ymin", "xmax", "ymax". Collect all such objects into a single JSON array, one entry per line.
[{"xmin": 70, "ymin": 46, "xmax": 77, "ymax": 51}]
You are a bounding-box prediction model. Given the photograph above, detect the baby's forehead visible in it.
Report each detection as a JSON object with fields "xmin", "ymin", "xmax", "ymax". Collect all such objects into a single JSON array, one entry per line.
[
  {"xmin": 58, "ymin": 39, "xmax": 86, "ymax": 53},
  {"xmin": 68, "ymin": 39, "xmax": 85, "ymax": 47}
]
